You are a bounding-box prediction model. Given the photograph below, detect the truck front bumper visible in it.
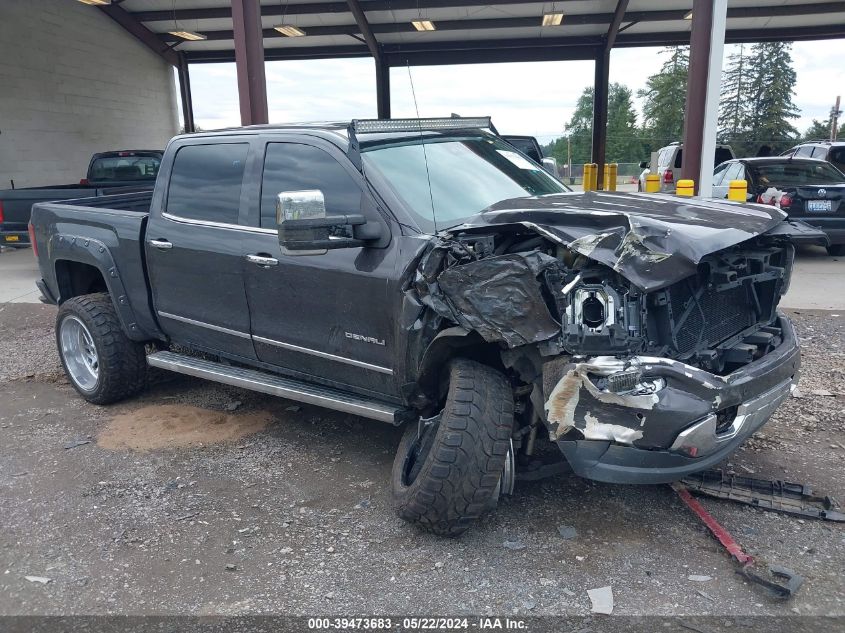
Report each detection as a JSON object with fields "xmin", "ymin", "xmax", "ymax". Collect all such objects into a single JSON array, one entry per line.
[{"xmin": 551, "ymin": 314, "xmax": 800, "ymax": 484}]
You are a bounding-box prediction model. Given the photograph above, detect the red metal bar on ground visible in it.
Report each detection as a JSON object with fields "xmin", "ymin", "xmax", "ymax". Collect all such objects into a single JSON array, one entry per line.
[{"xmin": 672, "ymin": 483, "xmax": 754, "ymax": 565}]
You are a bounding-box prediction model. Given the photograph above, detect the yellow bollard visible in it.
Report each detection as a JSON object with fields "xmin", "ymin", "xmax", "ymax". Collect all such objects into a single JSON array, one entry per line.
[
  {"xmin": 645, "ymin": 173, "xmax": 660, "ymax": 193},
  {"xmin": 728, "ymin": 179, "xmax": 748, "ymax": 202},
  {"xmin": 582, "ymin": 163, "xmax": 593, "ymax": 192},
  {"xmin": 589, "ymin": 163, "xmax": 598, "ymax": 192},
  {"xmin": 676, "ymin": 179, "xmax": 694, "ymax": 197},
  {"xmin": 604, "ymin": 163, "xmax": 618, "ymax": 191}
]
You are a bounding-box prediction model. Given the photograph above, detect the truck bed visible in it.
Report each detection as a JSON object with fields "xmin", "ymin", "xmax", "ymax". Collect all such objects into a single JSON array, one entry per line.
[
  {"xmin": 1, "ymin": 185, "xmax": 153, "ymax": 246},
  {"xmin": 30, "ymin": 190, "xmax": 160, "ymax": 340}
]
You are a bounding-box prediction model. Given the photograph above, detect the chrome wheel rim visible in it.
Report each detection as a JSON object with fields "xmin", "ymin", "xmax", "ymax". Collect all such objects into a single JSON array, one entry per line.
[{"xmin": 59, "ymin": 316, "xmax": 99, "ymax": 392}]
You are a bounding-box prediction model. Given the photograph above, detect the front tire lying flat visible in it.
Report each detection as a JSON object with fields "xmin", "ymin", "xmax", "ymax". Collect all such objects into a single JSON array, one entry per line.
[
  {"xmin": 56, "ymin": 293, "xmax": 147, "ymax": 405},
  {"xmin": 391, "ymin": 358, "xmax": 514, "ymax": 537}
]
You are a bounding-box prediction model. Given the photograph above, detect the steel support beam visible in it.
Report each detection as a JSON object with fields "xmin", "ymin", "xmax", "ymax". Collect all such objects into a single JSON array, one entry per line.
[
  {"xmin": 696, "ymin": 0, "xmax": 728, "ymax": 198},
  {"xmin": 232, "ymin": 0, "xmax": 268, "ymax": 126},
  {"xmin": 375, "ymin": 57, "xmax": 391, "ymax": 119},
  {"xmin": 592, "ymin": 0, "xmax": 628, "ymax": 190},
  {"xmin": 177, "ymin": 53, "xmax": 196, "ymax": 133},
  {"xmin": 591, "ymin": 50, "xmax": 610, "ymax": 189},
  {"xmin": 681, "ymin": 0, "xmax": 727, "ymax": 194},
  {"xmin": 97, "ymin": 4, "xmax": 179, "ymax": 66}
]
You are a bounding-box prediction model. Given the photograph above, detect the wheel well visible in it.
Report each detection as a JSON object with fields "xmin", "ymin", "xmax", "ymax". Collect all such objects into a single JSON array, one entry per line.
[
  {"xmin": 55, "ymin": 260, "xmax": 108, "ymax": 302},
  {"xmin": 417, "ymin": 330, "xmax": 505, "ymax": 398}
]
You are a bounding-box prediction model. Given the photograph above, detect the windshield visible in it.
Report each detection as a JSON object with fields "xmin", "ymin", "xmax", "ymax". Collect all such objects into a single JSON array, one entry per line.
[
  {"xmin": 361, "ymin": 135, "xmax": 568, "ymax": 232},
  {"xmin": 89, "ymin": 154, "xmax": 160, "ymax": 182},
  {"xmin": 753, "ymin": 161, "xmax": 845, "ymax": 187}
]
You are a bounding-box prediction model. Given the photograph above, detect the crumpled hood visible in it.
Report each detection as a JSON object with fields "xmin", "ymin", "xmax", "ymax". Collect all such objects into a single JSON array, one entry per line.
[{"xmin": 447, "ymin": 191, "xmax": 787, "ymax": 291}]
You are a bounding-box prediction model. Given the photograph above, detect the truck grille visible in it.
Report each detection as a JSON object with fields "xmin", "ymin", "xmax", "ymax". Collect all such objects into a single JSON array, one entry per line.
[
  {"xmin": 669, "ymin": 281, "xmax": 754, "ymax": 356},
  {"xmin": 650, "ymin": 246, "xmax": 788, "ymax": 361}
]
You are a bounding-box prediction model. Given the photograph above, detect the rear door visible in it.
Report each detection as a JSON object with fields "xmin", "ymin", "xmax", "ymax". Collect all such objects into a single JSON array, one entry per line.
[
  {"xmin": 240, "ymin": 137, "xmax": 401, "ymax": 398},
  {"xmin": 146, "ymin": 138, "xmax": 257, "ymax": 360}
]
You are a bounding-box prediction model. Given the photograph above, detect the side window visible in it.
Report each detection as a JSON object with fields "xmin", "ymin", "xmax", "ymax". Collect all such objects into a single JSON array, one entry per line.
[
  {"xmin": 723, "ymin": 162, "xmax": 743, "ymax": 183},
  {"xmin": 713, "ymin": 162, "xmax": 729, "ymax": 186},
  {"xmin": 673, "ymin": 149, "xmax": 683, "ymax": 169},
  {"xmin": 795, "ymin": 145, "xmax": 814, "ymax": 158},
  {"xmin": 167, "ymin": 143, "xmax": 249, "ymax": 224},
  {"xmin": 811, "ymin": 146, "xmax": 828, "ymax": 159},
  {"xmin": 260, "ymin": 143, "xmax": 362, "ymax": 228},
  {"xmin": 828, "ymin": 147, "xmax": 845, "ymax": 174}
]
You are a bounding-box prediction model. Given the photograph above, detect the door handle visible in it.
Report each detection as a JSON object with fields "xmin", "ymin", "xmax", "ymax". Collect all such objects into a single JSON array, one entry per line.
[
  {"xmin": 246, "ymin": 254, "xmax": 279, "ymax": 267},
  {"xmin": 148, "ymin": 239, "xmax": 173, "ymax": 250}
]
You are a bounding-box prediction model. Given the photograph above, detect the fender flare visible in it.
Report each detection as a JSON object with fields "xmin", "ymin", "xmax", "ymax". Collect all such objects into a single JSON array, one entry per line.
[
  {"xmin": 50, "ymin": 233, "xmax": 153, "ymax": 342},
  {"xmin": 417, "ymin": 326, "xmax": 485, "ymax": 393}
]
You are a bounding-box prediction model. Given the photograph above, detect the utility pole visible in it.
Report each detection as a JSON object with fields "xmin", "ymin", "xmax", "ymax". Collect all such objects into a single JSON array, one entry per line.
[{"xmin": 831, "ymin": 96, "xmax": 841, "ymax": 141}]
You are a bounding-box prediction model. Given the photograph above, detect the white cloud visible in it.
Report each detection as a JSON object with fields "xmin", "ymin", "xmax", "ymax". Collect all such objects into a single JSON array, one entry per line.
[{"xmin": 186, "ymin": 39, "xmax": 845, "ymax": 139}]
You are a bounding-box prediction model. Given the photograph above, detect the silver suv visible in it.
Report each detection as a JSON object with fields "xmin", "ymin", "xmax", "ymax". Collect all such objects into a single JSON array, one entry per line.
[
  {"xmin": 639, "ymin": 142, "xmax": 736, "ymax": 192},
  {"xmin": 781, "ymin": 141, "xmax": 845, "ymax": 173}
]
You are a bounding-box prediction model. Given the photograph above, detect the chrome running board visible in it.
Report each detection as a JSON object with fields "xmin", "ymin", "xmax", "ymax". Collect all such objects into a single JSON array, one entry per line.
[{"xmin": 147, "ymin": 351, "xmax": 401, "ymax": 424}]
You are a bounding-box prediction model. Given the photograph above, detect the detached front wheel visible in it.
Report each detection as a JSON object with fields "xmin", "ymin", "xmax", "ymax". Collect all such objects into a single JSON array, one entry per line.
[
  {"xmin": 391, "ymin": 358, "xmax": 514, "ymax": 536},
  {"xmin": 56, "ymin": 293, "xmax": 147, "ymax": 404}
]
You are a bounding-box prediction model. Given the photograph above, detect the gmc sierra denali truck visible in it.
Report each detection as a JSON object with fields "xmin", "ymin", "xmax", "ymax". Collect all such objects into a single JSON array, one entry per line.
[{"xmin": 30, "ymin": 118, "xmax": 817, "ymax": 536}]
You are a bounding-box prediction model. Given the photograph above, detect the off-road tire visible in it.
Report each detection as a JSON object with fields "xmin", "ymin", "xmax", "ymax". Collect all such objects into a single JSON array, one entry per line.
[
  {"xmin": 828, "ymin": 244, "xmax": 845, "ymax": 256},
  {"xmin": 56, "ymin": 293, "xmax": 147, "ymax": 404},
  {"xmin": 392, "ymin": 358, "xmax": 514, "ymax": 536}
]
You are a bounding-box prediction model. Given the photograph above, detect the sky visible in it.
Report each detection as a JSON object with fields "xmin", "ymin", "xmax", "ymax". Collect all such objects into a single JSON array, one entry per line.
[{"xmin": 184, "ymin": 40, "xmax": 845, "ymax": 143}]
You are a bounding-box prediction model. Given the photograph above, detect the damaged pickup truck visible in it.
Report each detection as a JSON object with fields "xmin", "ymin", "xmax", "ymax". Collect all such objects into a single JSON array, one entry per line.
[{"xmin": 30, "ymin": 117, "xmax": 821, "ymax": 536}]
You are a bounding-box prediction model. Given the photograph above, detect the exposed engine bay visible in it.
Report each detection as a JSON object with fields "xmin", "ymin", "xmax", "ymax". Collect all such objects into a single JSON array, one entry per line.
[
  {"xmin": 415, "ymin": 227, "xmax": 794, "ymax": 374},
  {"xmin": 409, "ymin": 194, "xmax": 809, "ymax": 460}
]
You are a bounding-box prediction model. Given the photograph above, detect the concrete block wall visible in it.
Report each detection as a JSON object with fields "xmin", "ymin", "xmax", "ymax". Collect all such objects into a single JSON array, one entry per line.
[{"xmin": 0, "ymin": 0, "xmax": 179, "ymax": 188}]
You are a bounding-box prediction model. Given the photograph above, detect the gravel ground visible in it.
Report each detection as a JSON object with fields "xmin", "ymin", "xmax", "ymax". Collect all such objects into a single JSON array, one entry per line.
[{"xmin": 0, "ymin": 303, "xmax": 843, "ymax": 617}]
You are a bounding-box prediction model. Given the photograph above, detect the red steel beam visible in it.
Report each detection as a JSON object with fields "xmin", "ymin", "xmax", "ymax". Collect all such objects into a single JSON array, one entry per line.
[{"xmin": 232, "ymin": 0, "xmax": 269, "ymax": 126}]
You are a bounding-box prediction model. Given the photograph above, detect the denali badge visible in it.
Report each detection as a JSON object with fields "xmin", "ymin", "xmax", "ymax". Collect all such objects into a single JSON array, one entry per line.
[{"xmin": 345, "ymin": 332, "xmax": 386, "ymax": 346}]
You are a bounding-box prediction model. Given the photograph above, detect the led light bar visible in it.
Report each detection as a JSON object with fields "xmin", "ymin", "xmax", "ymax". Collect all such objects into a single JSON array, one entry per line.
[
  {"xmin": 275, "ymin": 24, "xmax": 306, "ymax": 37},
  {"xmin": 352, "ymin": 117, "xmax": 493, "ymax": 134},
  {"xmin": 77, "ymin": 0, "xmax": 111, "ymax": 5},
  {"xmin": 541, "ymin": 12, "xmax": 564, "ymax": 26},
  {"xmin": 412, "ymin": 20, "xmax": 436, "ymax": 31},
  {"xmin": 169, "ymin": 30, "xmax": 207, "ymax": 41}
]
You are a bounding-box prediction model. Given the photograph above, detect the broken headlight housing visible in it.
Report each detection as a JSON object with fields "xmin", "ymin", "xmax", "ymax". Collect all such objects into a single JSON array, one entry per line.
[{"xmin": 553, "ymin": 269, "xmax": 647, "ymax": 356}]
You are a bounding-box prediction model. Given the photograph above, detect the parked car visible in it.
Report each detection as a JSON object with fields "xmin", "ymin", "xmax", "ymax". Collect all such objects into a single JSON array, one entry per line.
[
  {"xmin": 501, "ymin": 134, "xmax": 558, "ymax": 176},
  {"xmin": 712, "ymin": 157, "xmax": 845, "ymax": 255},
  {"xmin": 0, "ymin": 150, "xmax": 162, "ymax": 247},
  {"xmin": 31, "ymin": 118, "xmax": 817, "ymax": 536},
  {"xmin": 781, "ymin": 140, "xmax": 845, "ymax": 173},
  {"xmin": 638, "ymin": 142, "xmax": 735, "ymax": 192}
]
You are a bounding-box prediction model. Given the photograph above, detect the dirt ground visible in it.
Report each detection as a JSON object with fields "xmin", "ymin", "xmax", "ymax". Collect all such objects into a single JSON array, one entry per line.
[{"xmin": 0, "ymin": 303, "xmax": 843, "ymax": 617}]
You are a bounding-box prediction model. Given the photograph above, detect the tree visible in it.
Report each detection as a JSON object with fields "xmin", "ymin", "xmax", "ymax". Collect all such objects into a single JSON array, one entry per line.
[
  {"xmin": 802, "ymin": 117, "xmax": 845, "ymax": 142},
  {"xmin": 718, "ymin": 44, "xmax": 750, "ymax": 144},
  {"xmin": 562, "ymin": 86, "xmax": 595, "ymax": 167},
  {"xmin": 638, "ymin": 47, "xmax": 689, "ymax": 149},
  {"xmin": 743, "ymin": 42, "xmax": 800, "ymax": 153},
  {"xmin": 550, "ymin": 83, "xmax": 643, "ymax": 169}
]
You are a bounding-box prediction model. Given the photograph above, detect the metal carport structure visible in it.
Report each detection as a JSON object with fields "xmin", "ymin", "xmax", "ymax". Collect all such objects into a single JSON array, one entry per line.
[{"xmin": 92, "ymin": 0, "xmax": 845, "ymax": 194}]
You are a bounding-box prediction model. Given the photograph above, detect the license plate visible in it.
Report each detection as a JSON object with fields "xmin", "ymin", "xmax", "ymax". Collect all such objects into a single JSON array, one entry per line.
[
  {"xmin": 807, "ymin": 200, "xmax": 832, "ymax": 213},
  {"xmin": 4, "ymin": 235, "xmax": 19, "ymax": 242}
]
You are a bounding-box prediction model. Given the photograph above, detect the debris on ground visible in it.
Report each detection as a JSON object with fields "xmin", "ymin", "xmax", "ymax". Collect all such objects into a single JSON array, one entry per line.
[
  {"xmin": 225, "ymin": 564, "xmax": 237, "ymax": 571},
  {"xmin": 224, "ymin": 400, "xmax": 242, "ymax": 412},
  {"xmin": 24, "ymin": 576, "xmax": 52, "ymax": 584},
  {"xmin": 587, "ymin": 586, "xmax": 613, "ymax": 614},
  {"xmin": 810, "ymin": 389, "xmax": 834, "ymax": 397},
  {"xmin": 688, "ymin": 575, "xmax": 713, "ymax": 582},
  {"xmin": 557, "ymin": 525, "xmax": 578, "ymax": 540},
  {"xmin": 681, "ymin": 470, "xmax": 845, "ymax": 522},
  {"xmin": 673, "ymin": 483, "xmax": 804, "ymax": 600},
  {"xmin": 503, "ymin": 539, "xmax": 527, "ymax": 551},
  {"xmin": 63, "ymin": 438, "xmax": 90, "ymax": 450}
]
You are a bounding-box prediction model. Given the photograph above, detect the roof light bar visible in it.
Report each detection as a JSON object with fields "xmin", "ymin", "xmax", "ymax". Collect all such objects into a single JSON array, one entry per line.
[
  {"xmin": 412, "ymin": 20, "xmax": 436, "ymax": 31},
  {"xmin": 275, "ymin": 24, "xmax": 306, "ymax": 37},
  {"xmin": 352, "ymin": 117, "xmax": 493, "ymax": 134},
  {"xmin": 169, "ymin": 30, "xmax": 207, "ymax": 41},
  {"xmin": 541, "ymin": 12, "xmax": 564, "ymax": 26},
  {"xmin": 76, "ymin": 0, "xmax": 111, "ymax": 5}
]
